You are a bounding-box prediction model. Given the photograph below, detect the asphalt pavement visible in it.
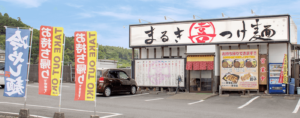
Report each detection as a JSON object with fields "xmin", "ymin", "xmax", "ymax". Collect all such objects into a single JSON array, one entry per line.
[{"xmin": 0, "ymin": 83, "xmax": 299, "ymax": 118}]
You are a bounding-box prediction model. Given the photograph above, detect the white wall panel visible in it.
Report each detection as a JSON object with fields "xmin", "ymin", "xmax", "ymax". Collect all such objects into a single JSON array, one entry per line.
[
  {"xmin": 259, "ymin": 45, "xmax": 267, "ymax": 54},
  {"xmin": 240, "ymin": 45, "xmax": 248, "ymax": 49},
  {"xmin": 141, "ymin": 48, "xmax": 147, "ymax": 58},
  {"xmin": 148, "ymin": 48, "xmax": 154, "ymax": 58},
  {"xmin": 231, "ymin": 46, "xmax": 239, "ymax": 50},
  {"xmin": 215, "ymin": 46, "xmax": 220, "ymax": 76},
  {"xmin": 269, "ymin": 43, "xmax": 287, "ymax": 63},
  {"xmin": 250, "ymin": 45, "xmax": 258, "ymax": 49},
  {"xmin": 156, "ymin": 48, "xmax": 162, "ymax": 58},
  {"xmin": 221, "ymin": 46, "xmax": 229, "ymax": 50},
  {"xmin": 172, "ymin": 47, "xmax": 178, "ymax": 56},
  {"xmin": 187, "ymin": 45, "xmax": 216, "ymax": 53},
  {"xmin": 164, "ymin": 47, "xmax": 169, "ymax": 57},
  {"xmin": 180, "ymin": 46, "xmax": 186, "ymax": 58}
]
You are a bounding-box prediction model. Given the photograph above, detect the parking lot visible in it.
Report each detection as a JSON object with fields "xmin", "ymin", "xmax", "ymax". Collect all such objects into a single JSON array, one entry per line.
[{"xmin": 0, "ymin": 83, "xmax": 299, "ymax": 118}]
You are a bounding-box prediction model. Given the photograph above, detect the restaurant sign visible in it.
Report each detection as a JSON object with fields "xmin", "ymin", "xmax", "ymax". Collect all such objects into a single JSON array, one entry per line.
[
  {"xmin": 220, "ymin": 49, "xmax": 259, "ymax": 90},
  {"xmin": 130, "ymin": 16, "xmax": 288, "ymax": 47}
]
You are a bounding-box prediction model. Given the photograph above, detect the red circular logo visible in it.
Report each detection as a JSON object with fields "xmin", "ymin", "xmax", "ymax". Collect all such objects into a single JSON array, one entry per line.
[{"xmin": 188, "ymin": 22, "xmax": 216, "ymax": 43}]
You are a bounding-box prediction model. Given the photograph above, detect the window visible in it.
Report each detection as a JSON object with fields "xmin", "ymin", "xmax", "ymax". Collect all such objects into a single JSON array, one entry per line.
[
  {"xmin": 97, "ymin": 70, "xmax": 102, "ymax": 78},
  {"xmin": 0, "ymin": 56, "xmax": 3, "ymax": 58},
  {"xmin": 109, "ymin": 71, "xmax": 118, "ymax": 78},
  {"xmin": 119, "ymin": 71, "xmax": 128, "ymax": 79}
]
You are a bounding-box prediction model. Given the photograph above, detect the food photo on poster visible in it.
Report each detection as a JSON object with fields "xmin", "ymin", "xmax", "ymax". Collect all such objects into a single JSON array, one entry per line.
[{"xmin": 220, "ymin": 49, "xmax": 259, "ymax": 89}]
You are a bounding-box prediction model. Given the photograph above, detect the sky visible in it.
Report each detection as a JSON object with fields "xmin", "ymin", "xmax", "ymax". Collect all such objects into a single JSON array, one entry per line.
[{"xmin": 0, "ymin": 0, "xmax": 300, "ymax": 49}]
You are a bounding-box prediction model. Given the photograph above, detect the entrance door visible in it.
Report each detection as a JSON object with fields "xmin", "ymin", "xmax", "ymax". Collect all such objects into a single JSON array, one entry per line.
[{"xmin": 189, "ymin": 70, "xmax": 213, "ymax": 93}]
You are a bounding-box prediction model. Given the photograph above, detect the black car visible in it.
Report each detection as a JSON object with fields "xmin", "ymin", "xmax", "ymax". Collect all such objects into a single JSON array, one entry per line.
[{"xmin": 96, "ymin": 69, "xmax": 137, "ymax": 97}]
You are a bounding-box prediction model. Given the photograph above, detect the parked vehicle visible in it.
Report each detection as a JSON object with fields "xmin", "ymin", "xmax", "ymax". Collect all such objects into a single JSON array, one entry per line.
[
  {"xmin": 96, "ymin": 69, "xmax": 137, "ymax": 97},
  {"xmin": 0, "ymin": 66, "xmax": 4, "ymax": 88}
]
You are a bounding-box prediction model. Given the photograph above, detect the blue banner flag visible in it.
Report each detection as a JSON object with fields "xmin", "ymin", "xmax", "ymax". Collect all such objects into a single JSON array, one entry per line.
[{"xmin": 3, "ymin": 28, "xmax": 30, "ymax": 97}]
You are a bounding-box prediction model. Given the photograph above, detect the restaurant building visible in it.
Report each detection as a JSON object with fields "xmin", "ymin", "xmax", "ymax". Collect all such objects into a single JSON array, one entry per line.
[{"xmin": 129, "ymin": 14, "xmax": 298, "ymax": 94}]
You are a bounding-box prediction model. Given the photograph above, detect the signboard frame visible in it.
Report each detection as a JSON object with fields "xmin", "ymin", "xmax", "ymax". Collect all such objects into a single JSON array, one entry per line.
[
  {"xmin": 134, "ymin": 58, "xmax": 186, "ymax": 87},
  {"xmin": 129, "ymin": 15, "xmax": 290, "ymax": 48},
  {"xmin": 220, "ymin": 49, "xmax": 259, "ymax": 90}
]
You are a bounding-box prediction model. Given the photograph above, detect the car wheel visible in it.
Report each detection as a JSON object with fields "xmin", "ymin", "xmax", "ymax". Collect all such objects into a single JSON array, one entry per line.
[
  {"xmin": 130, "ymin": 86, "xmax": 136, "ymax": 94},
  {"xmin": 1, "ymin": 85, "xmax": 4, "ymax": 88},
  {"xmin": 104, "ymin": 87, "xmax": 111, "ymax": 97}
]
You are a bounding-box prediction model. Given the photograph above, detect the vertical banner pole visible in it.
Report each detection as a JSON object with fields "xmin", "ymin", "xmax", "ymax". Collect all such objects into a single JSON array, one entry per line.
[
  {"xmin": 58, "ymin": 34, "xmax": 66, "ymax": 112},
  {"xmin": 24, "ymin": 28, "xmax": 34, "ymax": 109},
  {"xmin": 94, "ymin": 44, "xmax": 99, "ymax": 115}
]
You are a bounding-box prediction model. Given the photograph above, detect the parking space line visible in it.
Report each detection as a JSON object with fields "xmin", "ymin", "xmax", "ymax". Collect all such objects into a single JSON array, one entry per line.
[
  {"xmin": 145, "ymin": 98, "xmax": 164, "ymax": 101},
  {"xmin": 238, "ymin": 96, "xmax": 260, "ymax": 109},
  {"xmin": 0, "ymin": 102, "xmax": 122, "ymax": 118},
  {"xmin": 292, "ymin": 98, "xmax": 300, "ymax": 113},
  {"xmin": 110, "ymin": 93, "xmax": 149, "ymax": 99},
  {"xmin": 0, "ymin": 111, "xmax": 50, "ymax": 118},
  {"xmin": 188, "ymin": 100, "xmax": 204, "ymax": 105}
]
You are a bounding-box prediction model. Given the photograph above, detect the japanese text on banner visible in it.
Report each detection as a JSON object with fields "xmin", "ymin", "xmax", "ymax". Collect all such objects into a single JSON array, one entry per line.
[
  {"xmin": 4, "ymin": 28, "xmax": 30, "ymax": 97},
  {"xmin": 74, "ymin": 31, "xmax": 87, "ymax": 100},
  {"xmin": 283, "ymin": 54, "xmax": 288, "ymax": 84},
  {"xmin": 38, "ymin": 26, "xmax": 52, "ymax": 95}
]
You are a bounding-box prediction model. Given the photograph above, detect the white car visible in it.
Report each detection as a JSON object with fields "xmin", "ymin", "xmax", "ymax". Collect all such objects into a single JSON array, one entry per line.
[{"xmin": 0, "ymin": 70, "xmax": 4, "ymax": 88}]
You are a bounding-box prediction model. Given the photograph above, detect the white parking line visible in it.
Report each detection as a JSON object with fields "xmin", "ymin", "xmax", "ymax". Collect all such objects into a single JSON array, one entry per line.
[
  {"xmin": 0, "ymin": 102, "xmax": 122, "ymax": 118},
  {"xmin": 238, "ymin": 96, "xmax": 260, "ymax": 109},
  {"xmin": 188, "ymin": 100, "xmax": 204, "ymax": 105},
  {"xmin": 145, "ymin": 98, "xmax": 164, "ymax": 101},
  {"xmin": 0, "ymin": 111, "xmax": 50, "ymax": 118},
  {"xmin": 292, "ymin": 98, "xmax": 300, "ymax": 113},
  {"xmin": 110, "ymin": 93, "xmax": 149, "ymax": 99}
]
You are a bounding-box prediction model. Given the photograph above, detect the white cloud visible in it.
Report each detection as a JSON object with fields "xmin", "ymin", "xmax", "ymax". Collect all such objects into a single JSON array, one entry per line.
[
  {"xmin": 120, "ymin": 6, "xmax": 132, "ymax": 11},
  {"xmin": 158, "ymin": 7, "xmax": 189, "ymax": 14},
  {"xmin": 1, "ymin": 0, "xmax": 47, "ymax": 8},
  {"xmin": 94, "ymin": 11, "xmax": 164, "ymax": 22},
  {"xmin": 77, "ymin": 12, "xmax": 94, "ymax": 18},
  {"xmin": 188, "ymin": 0, "xmax": 261, "ymax": 9},
  {"xmin": 66, "ymin": 3, "xmax": 83, "ymax": 8}
]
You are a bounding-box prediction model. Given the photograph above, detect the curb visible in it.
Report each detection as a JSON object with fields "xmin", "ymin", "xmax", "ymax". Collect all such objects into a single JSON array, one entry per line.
[
  {"xmin": 284, "ymin": 96, "xmax": 296, "ymax": 100},
  {"xmin": 240, "ymin": 95, "xmax": 251, "ymax": 98},
  {"xmin": 203, "ymin": 94, "xmax": 218, "ymax": 100},
  {"xmin": 149, "ymin": 91, "xmax": 160, "ymax": 95},
  {"xmin": 261, "ymin": 95, "xmax": 272, "ymax": 99},
  {"xmin": 167, "ymin": 92, "xmax": 176, "ymax": 95},
  {"xmin": 219, "ymin": 94, "xmax": 229, "ymax": 97}
]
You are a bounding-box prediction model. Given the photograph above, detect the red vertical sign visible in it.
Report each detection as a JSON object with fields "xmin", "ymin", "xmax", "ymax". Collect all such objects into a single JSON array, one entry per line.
[
  {"xmin": 38, "ymin": 26, "xmax": 53, "ymax": 95},
  {"xmin": 74, "ymin": 31, "xmax": 88, "ymax": 100},
  {"xmin": 278, "ymin": 55, "xmax": 286, "ymax": 83}
]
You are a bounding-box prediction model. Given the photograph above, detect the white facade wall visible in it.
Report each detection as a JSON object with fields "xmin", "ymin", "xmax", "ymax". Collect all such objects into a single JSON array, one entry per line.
[
  {"xmin": 156, "ymin": 47, "xmax": 162, "ymax": 58},
  {"xmin": 148, "ymin": 48, "xmax": 154, "ymax": 58},
  {"xmin": 97, "ymin": 61, "xmax": 117, "ymax": 69},
  {"xmin": 141, "ymin": 48, "xmax": 147, "ymax": 58},
  {"xmin": 269, "ymin": 43, "xmax": 287, "ymax": 63},
  {"xmin": 259, "ymin": 44, "xmax": 268, "ymax": 54},
  {"xmin": 180, "ymin": 46, "xmax": 186, "ymax": 58},
  {"xmin": 215, "ymin": 46, "xmax": 220, "ymax": 76}
]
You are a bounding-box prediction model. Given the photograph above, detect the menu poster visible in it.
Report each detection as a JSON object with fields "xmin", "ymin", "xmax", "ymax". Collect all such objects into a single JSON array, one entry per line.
[
  {"xmin": 220, "ymin": 49, "xmax": 259, "ymax": 90},
  {"xmin": 259, "ymin": 54, "xmax": 268, "ymax": 85},
  {"xmin": 135, "ymin": 59, "xmax": 185, "ymax": 87}
]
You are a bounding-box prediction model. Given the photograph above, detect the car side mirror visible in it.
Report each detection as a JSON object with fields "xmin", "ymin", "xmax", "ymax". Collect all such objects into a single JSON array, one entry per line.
[{"xmin": 127, "ymin": 77, "xmax": 130, "ymax": 80}]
